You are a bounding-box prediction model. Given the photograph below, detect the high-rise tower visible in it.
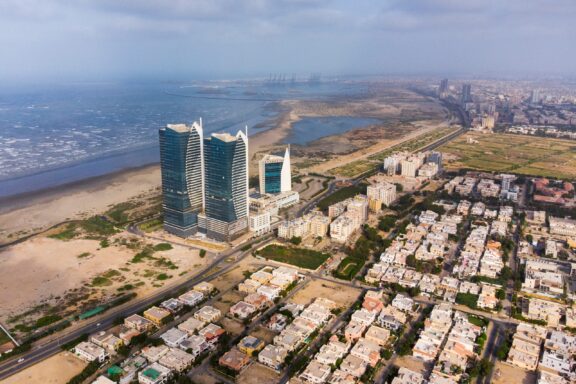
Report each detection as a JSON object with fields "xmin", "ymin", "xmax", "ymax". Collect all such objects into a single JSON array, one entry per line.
[
  {"xmin": 159, "ymin": 122, "xmax": 204, "ymax": 237},
  {"xmin": 461, "ymin": 83, "xmax": 472, "ymax": 104},
  {"xmin": 258, "ymin": 146, "xmax": 291, "ymax": 194},
  {"xmin": 203, "ymin": 130, "xmax": 249, "ymax": 242}
]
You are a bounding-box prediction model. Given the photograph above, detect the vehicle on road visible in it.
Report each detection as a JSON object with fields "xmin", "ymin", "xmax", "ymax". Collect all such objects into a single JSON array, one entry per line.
[{"xmin": 17, "ymin": 358, "xmax": 25, "ymax": 363}]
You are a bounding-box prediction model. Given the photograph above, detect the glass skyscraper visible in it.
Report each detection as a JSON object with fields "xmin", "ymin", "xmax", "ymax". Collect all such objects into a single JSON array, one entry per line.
[
  {"xmin": 258, "ymin": 146, "xmax": 291, "ymax": 194},
  {"xmin": 203, "ymin": 131, "xmax": 249, "ymax": 242},
  {"xmin": 159, "ymin": 122, "xmax": 203, "ymax": 237}
]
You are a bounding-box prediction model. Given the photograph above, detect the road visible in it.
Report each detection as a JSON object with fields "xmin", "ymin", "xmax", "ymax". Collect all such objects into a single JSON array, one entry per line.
[{"xmin": 0, "ymin": 237, "xmax": 273, "ymax": 381}]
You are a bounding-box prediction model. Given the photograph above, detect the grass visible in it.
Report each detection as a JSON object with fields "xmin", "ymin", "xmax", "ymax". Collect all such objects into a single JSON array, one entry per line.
[
  {"xmin": 77, "ymin": 252, "xmax": 91, "ymax": 259},
  {"xmin": 91, "ymin": 276, "xmax": 112, "ymax": 287},
  {"xmin": 80, "ymin": 216, "xmax": 119, "ymax": 238},
  {"xmin": 456, "ymin": 292, "xmax": 479, "ymax": 309},
  {"xmin": 317, "ymin": 183, "xmax": 367, "ymax": 211},
  {"xmin": 153, "ymin": 243, "xmax": 173, "ymax": 252},
  {"xmin": 138, "ymin": 218, "xmax": 163, "ymax": 233},
  {"xmin": 48, "ymin": 223, "xmax": 77, "ymax": 240},
  {"xmin": 439, "ymin": 132, "xmax": 576, "ymax": 179},
  {"xmin": 333, "ymin": 257, "xmax": 364, "ymax": 280},
  {"xmin": 0, "ymin": 328, "xmax": 11, "ymax": 345},
  {"xmin": 256, "ymin": 244, "xmax": 330, "ymax": 270}
]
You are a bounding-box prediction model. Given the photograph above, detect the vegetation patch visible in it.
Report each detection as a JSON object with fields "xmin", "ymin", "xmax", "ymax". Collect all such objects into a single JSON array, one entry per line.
[
  {"xmin": 317, "ymin": 183, "xmax": 368, "ymax": 211},
  {"xmin": 256, "ymin": 244, "xmax": 330, "ymax": 270}
]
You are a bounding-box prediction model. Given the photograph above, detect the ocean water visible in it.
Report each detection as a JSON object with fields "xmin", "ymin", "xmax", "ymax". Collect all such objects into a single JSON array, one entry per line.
[
  {"xmin": 285, "ymin": 116, "xmax": 381, "ymax": 145},
  {"xmin": 0, "ymin": 81, "xmax": 368, "ymax": 198}
]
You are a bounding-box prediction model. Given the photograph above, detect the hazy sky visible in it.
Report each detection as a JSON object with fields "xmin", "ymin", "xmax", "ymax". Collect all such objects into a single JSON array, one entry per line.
[{"xmin": 1, "ymin": 0, "xmax": 575, "ymax": 81}]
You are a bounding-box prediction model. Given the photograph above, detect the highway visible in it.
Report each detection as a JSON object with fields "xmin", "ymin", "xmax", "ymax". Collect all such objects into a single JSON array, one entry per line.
[{"xmin": 0, "ymin": 237, "xmax": 272, "ymax": 381}]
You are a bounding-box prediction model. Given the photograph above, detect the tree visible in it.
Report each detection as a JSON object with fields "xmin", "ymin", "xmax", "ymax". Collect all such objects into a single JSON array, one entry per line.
[
  {"xmin": 526, "ymin": 234, "xmax": 533, "ymax": 244},
  {"xmin": 199, "ymin": 249, "xmax": 206, "ymax": 258},
  {"xmin": 289, "ymin": 236, "xmax": 302, "ymax": 245}
]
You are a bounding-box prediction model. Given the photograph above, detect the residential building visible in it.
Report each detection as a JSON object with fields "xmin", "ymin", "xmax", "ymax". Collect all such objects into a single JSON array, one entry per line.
[
  {"xmin": 258, "ymin": 344, "xmax": 288, "ymax": 370},
  {"xmin": 299, "ymin": 360, "xmax": 331, "ymax": 384},
  {"xmin": 194, "ymin": 306, "xmax": 221, "ymax": 323},
  {"xmin": 158, "ymin": 348, "xmax": 194, "ymax": 372},
  {"xmin": 160, "ymin": 328, "xmax": 188, "ymax": 348},
  {"xmin": 124, "ymin": 314, "xmax": 154, "ymax": 332},
  {"xmin": 219, "ymin": 348, "xmax": 251, "ymax": 372},
  {"xmin": 138, "ymin": 362, "xmax": 172, "ymax": 384},
  {"xmin": 143, "ymin": 306, "xmax": 171, "ymax": 326},
  {"xmin": 238, "ymin": 335, "xmax": 265, "ymax": 356},
  {"xmin": 74, "ymin": 341, "xmax": 108, "ymax": 363}
]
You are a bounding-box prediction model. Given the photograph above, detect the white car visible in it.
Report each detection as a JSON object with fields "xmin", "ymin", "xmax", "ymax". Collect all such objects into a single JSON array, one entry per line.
[{"xmin": 17, "ymin": 358, "xmax": 25, "ymax": 363}]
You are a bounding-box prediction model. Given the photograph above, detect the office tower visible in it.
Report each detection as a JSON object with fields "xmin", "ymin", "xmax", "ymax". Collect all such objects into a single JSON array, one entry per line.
[
  {"xmin": 159, "ymin": 122, "xmax": 204, "ymax": 237},
  {"xmin": 259, "ymin": 146, "xmax": 291, "ymax": 194},
  {"xmin": 203, "ymin": 130, "xmax": 249, "ymax": 242},
  {"xmin": 461, "ymin": 83, "xmax": 472, "ymax": 104},
  {"xmin": 438, "ymin": 78, "xmax": 448, "ymax": 98},
  {"xmin": 530, "ymin": 89, "xmax": 540, "ymax": 105},
  {"xmin": 426, "ymin": 151, "xmax": 443, "ymax": 171}
]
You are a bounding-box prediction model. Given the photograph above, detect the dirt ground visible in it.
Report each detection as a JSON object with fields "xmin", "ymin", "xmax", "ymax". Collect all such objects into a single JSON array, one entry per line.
[
  {"xmin": 0, "ymin": 233, "xmax": 206, "ymax": 325},
  {"xmin": 290, "ymin": 279, "xmax": 362, "ymax": 308},
  {"xmin": 2, "ymin": 351, "xmax": 87, "ymax": 384},
  {"xmin": 237, "ymin": 362, "xmax": 281, "ymax": 384},
  {"xmin": 492, "ymin": 362, "xmax": 537, "ymax": 384},
  {"xmin": 394, "ymin": 355, "xmax": 429, "ymax": 375},
  {"xmin": 250, "ymin": 326, "xmax": 277, "ymax": 344}
]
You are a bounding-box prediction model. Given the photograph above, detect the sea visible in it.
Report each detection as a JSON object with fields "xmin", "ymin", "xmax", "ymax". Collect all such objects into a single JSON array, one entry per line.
[{"xmin": 0, "ymin": 80, "xmax": 373, "ymax": 199}]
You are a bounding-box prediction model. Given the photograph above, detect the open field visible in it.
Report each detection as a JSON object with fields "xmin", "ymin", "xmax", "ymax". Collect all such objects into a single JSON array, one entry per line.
[
  {"xmin": 0, "ymin": 233, "xmax": 206, "ymax": 336},
  {"xmin": 237, "ymin": 362, "xmax": 280, "ymax": 384},
  {"xmin": 290, "ymin": 279, "xmax": 362, "ymax": 308},
  {"xmin": 492, "ymin": 361, "xmax": 537, "ymax": 384},
  {"xmin": 255, "ymin": 244, "xmax": 330, "ymax": 270},
  {"xmin": 2, "ymin": 351, "xmax": 87, "ymax": 384},
  {"xmin": 439, "ymin": 133, "xmax": 576, "ymax": 179}
]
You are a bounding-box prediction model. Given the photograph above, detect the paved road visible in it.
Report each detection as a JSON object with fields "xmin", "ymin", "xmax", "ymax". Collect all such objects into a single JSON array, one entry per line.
[{"xmin": 0, "ymin": 237, "xmax": 272, "ymax": 381}]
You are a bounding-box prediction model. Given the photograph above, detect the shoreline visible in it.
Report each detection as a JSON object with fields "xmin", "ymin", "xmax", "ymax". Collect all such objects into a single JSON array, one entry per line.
[{"xmin": 0, "ymin": 163, "xmax": 160, "ymax": 215}]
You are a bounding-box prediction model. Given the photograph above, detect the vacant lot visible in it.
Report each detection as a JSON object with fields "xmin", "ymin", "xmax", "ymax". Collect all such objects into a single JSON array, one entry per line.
[
  {"xmin": 256, "ymin": 244, "xmax": 330, "ymax": 270},
  {"xmin": 291, "ymin": 279, "xmax": 362, "ymax": 308},
  {"xmin": 440, "ymin": 133, "xmax": 576, "ymax": 179},
  {"xmin": 3, "ymin": 351, "xmax": 86, "ymax": 384}
]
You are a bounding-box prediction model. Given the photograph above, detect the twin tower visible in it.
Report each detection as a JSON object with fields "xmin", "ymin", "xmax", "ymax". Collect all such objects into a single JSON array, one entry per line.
[{"xmin": 159, "ymin": 120, "xmax": 249, "ymax": 242}]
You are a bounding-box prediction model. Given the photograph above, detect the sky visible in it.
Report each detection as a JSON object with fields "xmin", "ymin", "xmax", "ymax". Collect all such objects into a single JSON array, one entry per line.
[{"xmin": 1, "ymin": 0, "xmax": 575, "ymax": 82}]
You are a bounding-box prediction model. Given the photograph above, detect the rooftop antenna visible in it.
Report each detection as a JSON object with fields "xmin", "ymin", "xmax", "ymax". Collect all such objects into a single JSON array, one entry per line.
[{"xmin": 199, "ymin": 117, "xmax": 203, "ymax": 127}]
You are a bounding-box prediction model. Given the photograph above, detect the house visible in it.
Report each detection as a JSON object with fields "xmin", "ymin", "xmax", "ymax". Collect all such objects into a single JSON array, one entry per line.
[
  {"xmin": 178, "ymin": 290, "xmax": 204, "ymax": 307},
  {"xmin": 244, "ymin": 293, "xmax": 270, "ymax": 309},
  {"xmin": 364, "ymin": 325, "xmax": 390, "ymax": 346},
  {"xmin": 257, "ymin": 285, "xmax": 282, "ymax": 301},
  {"xmin": 350, "ymin": 309, "xmax": 377, "ymax": 326},
  {"xmin": 238, "ymin": 279, "xmax": 262, "ymax": 293},
  {"xmin": 378, "ymin": 305, "xmax": 407, "ymax": 331},
  {"xmin": 143, "ymin": 307, "xmax": 171, "ymax": 326},
  {"xmin": 299, "ymin": 360, "xmax": 331, "ymax": 384},
  {"xmin": 74, "ymin": 341, "xmax": 108, "ymax": 363},
  {"xmin": 138, "ymin": 362, "xmax": 172, "ymax": 384},
  {"xmin": 251, "ymin": 269, "xmax": 274, "ymax": 284},
  {"xmin": 391, "ymin": 294, "xmax": 414, "ymax": 313},
  {"xmin": 344, "ymin": 321, "xmax": 366, "ymax": 342},
  {"xmin": 158, "ymin": 348, "xmax": 194, "ymax": 372},
  {"xmin": 160, "ymin": 298, "xmax": 184, "ymax": 313},
  {"xmin": 229, "ymin": 301, "xmax": 257, "ymax": 320},
  {"xmin": 267, "ymin": 313, "xmax": 288, "ymax": 332},
  {"xmin": 180, "ymin": 335, "xmax": 209, "ymax": 358},
  {"xmin": 330, "ymin": 370, "xmax": 358, "ymax": 384},
  {"xmin": 142, "ymin": 345, "xmax": 170, "ymax": 363},
  {"xmin": 193, "ymin": 281, "xmax": 215, "ymax": 295},
  {"xmin": 269, "ymin": 275, "xmax": 294, "ymax": 290},
  {"xmin": 118, "ymin": 326, "xmax": 142, "ymax": 345},
  {"xmin": 350, "ymin": 338, "xmax": 381, "ymax": 367},
  {"xmin": 160, "ymin": 328, "xmax": 188, "ymax": 348},
  {"xmin": 219, "ymin": 348, "xmax": 250, "ymax": 372},
  {"xmin": 93, "ymin": 376, "xmax": 116, "ymax": 384},
  {"xmin": 391, "ymin": 367, "xmax": 426, "ymax": 384},
  {"xmin": 124, "ymin": 314, "xmax": 154, "ymax": 332},
  {"xmin": 274, "ymin": 330, "xmax": 304, "ymax": 351},
  {"xmin": 198, "ymin": 323, "xmax": 225, "ymax": 345},
  {"xmin": 194, "ymin": 306, "xmax": 221, "ymax": 323},
  {"xmin": 238, "ymin": 335, "xmax": 265, "ymax": 356},
  {"xmin": 273, "ymin": 266, "xmax": 299, "ymax": 281},
  {"xmin": 340, "ymin": 354, "xmax": 368, "ymax": 378},
  {"xmin": 177, "ymin": 317, "xmax": 205, "ymax": 335},
  {"xmin": 315, "ymin": 337, "xmax": 350, "ymax": 365},
  {"xmin": 90, "ymin": 332, "xmax": 123, "ymax": 353},
  {"xmin": 258, "ymin": 344, "xmax": 288, "ymax": 370},
  {"xmin": 363, "ymin": 295, "xmax": 384, "ymax": 313}
]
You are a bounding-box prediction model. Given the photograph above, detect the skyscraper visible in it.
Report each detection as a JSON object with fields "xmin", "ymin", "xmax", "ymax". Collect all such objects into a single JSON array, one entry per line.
[
  {"xmin": 461, "ymin": 83, "xmax": 472, "ymax": 104},
  {"xmin": 203, "ymin": 130, "xmax": 249, "ymax": 242},
  {"xmin": 530, "ymin": 89, "xmax": 540, "ymax": 105},
  {"xmin": 258, "ymin": 146, "xmax": 291, "ymax": 194},
  {"xmin": 159, "ymin": 122, "xmax": 204, "ymax": 237},
  {"xmin": 438, "ymin": 78, "xmax": 448, "ymax": 98}
]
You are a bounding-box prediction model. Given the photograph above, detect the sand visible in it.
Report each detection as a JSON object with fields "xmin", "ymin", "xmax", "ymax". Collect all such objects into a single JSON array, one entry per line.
[
  {"xmin": 492, "ymin": 361, "xmax": 537, "ymax": 384},
  {"xmin": 0, "ymin": 165, "xmax": 161, "ymax": 244},
  {"xmin": 1, "ymin": 351, "xmax": 87, "ymax": 384},
  {"xmin": 0, "ymin": 234, "xmax": 206, "ymax": 324}
]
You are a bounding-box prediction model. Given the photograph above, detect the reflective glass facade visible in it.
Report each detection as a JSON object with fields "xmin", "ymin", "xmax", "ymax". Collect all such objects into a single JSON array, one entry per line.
[
  {"xmin": 263, "ymin": 161, "xmax": 282, "ymax": 193},
  {"xmin": 159, "ymin": 125, "xmax": 203, "ymax": 237}
]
